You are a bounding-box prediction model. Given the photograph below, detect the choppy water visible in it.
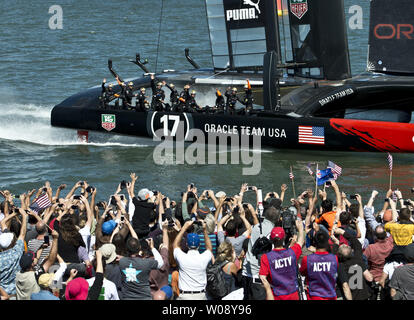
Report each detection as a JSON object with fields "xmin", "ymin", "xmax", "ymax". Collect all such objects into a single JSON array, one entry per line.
[{"xmin": 1, "ymin": 0, "xmax": 412, "ymax": 208}]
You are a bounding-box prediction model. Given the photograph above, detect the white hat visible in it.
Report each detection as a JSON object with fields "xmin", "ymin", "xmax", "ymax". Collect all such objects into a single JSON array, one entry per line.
[
  {"xmin": 138, "ymin": 188, "xmax": 154, "ymax": 201},
  {"xmin": 0, "ymin": 232, "xmax": 14, "ymax": 249},
  {"xmin": 99, "ymin": 243, "xmax": 117, "ymax": 264},
  {"xmin": 215, "ymin": 191, "xmax": 226, "ymax": 198}
]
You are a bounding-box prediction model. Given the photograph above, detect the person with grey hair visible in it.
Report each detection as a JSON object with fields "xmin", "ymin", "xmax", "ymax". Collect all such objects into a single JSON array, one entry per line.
[
  {"xmin": 27, "ymin": 221, "xmax": 52, "ymax": 271},
  {"xmin": 242, "ymin": 205, "xmax": 281, "ymax": 300},
  {"xmin": 390, "ymin": 244, "xmax": 414, "ymax": 300}
]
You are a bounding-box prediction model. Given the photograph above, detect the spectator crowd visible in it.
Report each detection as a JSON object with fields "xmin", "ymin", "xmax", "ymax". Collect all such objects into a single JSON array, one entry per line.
[{"xmin": 1, "ymin": 173, "xmax": 414, "ymax": 301}]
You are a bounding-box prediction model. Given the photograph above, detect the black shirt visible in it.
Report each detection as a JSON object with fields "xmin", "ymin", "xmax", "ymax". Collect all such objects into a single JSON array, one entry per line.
[
  {"xmin": 131, "ymin": 197, "xmax": 156, "ymax": 238},
  {"xmin": 53, "ymin": 220, "xmax": 85, "ymax": 263},
  {"xmin": 336, "ymin": 231, "xmax": 370, "ymax": 300}
]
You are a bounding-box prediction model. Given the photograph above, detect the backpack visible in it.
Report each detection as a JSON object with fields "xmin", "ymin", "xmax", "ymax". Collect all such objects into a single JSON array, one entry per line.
[
  {"xmin": 206, "ymin": 261, "xmax": 230, "ymax": 299},
  {"xmin": 252, "ymin": 236, "xmax": 272, "ymax": 259},
  {"xmin": 251, "ymin": 218, "xmax": 272, "ymax": 260}
]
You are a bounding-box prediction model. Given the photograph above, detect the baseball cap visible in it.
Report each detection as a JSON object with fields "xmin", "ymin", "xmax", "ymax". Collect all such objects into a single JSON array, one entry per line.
[
  {"xmin": 99, "ymin": 243, "xmax": 117, "ymax": 264},
  {"xmin": 38, "ymin": 273, "xmax": 54, "ymax": 289},
  {"xmin": 196, "ymin": 207, "xmax": 210, "ymax": 219},
  {"xmin": 382, "ymin": 209, "xmax": 393, "ymax": 222},
  {"xmin": 0, "ymin": 232, "xmax": 14, "ymax": 249},
  {"xmin": 160, "ymin": 285, "xmax": 173, "ymax": 300},
  {"xmin": 20, "ymin": 251, "xmax": 35, "ymax": 270},
  {"xmin": 215, "ymin": 191, "xmax": 226, "ymax": 198},
  {"xmin": 65, "ymin": 277, "xmax": 89, "ymax": 300},
  {"xmin": 187, "ymin": 233, "xmax": 200, "ymax": 249},
  {"xmin": 138, "ymin": 188, "xmax": 154, "ymax": 201},
  {"xmin": 270, "ymin": 227, "xmax": 285, "ymax": 240},
  {"xmin": 102, "ymin": 220, "xmax": 117, "ymax": 235}
]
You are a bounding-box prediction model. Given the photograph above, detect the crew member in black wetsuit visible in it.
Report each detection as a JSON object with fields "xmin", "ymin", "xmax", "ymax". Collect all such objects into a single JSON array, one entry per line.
[
  {"xmin": 176, "ymin": 84, "xmax": 191, "ymax": 112},
  {"xmin": 214, "ymin": 89, "xmax": 226, "ymax": 114},
  {"xmin": 186, "ymin": 90, "xmax": 203, "ymax": 113},
  {"xmin": 150, "ymin": 74, "xmax": 166, "ymax": 111},
  {"xmin": 225, "ymin": 87, "xmax": 240, "ymax": 115},
  {"xmin": 100, "ymin": 78, "xmax": 118, "ymax": 108},
  {"xmin": 136, "ymin": 87, "xmax": 149, "ymax": 112},
  {"xmin": 165, "ymin": 83, "xmax": 179, "ymax": 112},
  {"xmin": 122, "ymin": 81, "xmax": 137, "ymax": 110},
  {"xmin": 240, "ymin": 79, "xmax": 254, "ymax": 115},
  {"xmin": 112, "ymin": 76, "xmax": 133, "ymax": 110}
]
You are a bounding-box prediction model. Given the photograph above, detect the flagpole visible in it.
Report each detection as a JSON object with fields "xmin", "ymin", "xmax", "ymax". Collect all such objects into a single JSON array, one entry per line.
[
  {"xmin": 290, "ymin": 166, "xmax": 296, "ymax": 198},
  {"xmin": 315, "ymin": 163, "xmax": 319, "ymax": 197},
  {"xmin": 389, "ymin": 170, "xmax": 392, "ymax": 190}
]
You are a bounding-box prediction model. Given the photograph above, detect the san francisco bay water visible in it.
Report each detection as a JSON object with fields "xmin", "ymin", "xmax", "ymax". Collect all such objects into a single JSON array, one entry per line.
[{"xmin": 1, "ymin": 0, "xmax": 413, "ymax": 207}]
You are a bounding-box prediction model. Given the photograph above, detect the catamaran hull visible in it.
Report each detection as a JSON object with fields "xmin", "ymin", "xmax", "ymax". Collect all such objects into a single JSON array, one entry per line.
[{"xmin": 50, "ymin": 107, "xmax": 414, "ymax": 153}]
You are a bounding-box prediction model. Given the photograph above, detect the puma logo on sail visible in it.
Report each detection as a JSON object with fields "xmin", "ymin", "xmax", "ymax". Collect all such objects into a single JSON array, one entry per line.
[
  {"xmin": 243, "ymin": 0, "xmax": 261, "ymax": 14},
  {"xmin": 226, "ymin": 0, "xmax": 261, "ymax": 21}
]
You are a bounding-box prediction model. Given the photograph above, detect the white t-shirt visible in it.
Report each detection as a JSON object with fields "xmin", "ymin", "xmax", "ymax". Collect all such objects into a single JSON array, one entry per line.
[
  {"xmin": 79, "ymin": 225, "xmax": 91, "ymax": 251},
  {"xmin": 383, "ymin": 261, "xmax": 403, "ymax": 280},
  {"xmin": 86, "ymin": 277, "xmax": 119, "ymax": 300},
  {"xmin": 173, "ymin": 248, "xmax": 212, "ymax": 292}
]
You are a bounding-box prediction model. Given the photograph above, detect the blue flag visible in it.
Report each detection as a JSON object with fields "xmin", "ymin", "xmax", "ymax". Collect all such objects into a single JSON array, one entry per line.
[{"xmin": 316, "ymin": 168, "xmax": 334, "ymax": 186}]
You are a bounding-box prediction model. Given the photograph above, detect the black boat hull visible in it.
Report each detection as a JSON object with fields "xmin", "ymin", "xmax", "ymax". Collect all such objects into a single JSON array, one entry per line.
[{"xmin": 51, "ymin": 107, "xmax": 414, "ymax": 153}]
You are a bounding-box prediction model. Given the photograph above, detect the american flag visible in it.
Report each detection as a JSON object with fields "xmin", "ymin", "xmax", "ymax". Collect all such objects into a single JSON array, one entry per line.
[
  {"xmin": 29, "ymin": 193, "xmax": 51, "ymax": 213},
  {"xmin": 306, "ymin": 163, "xmax": 313, "ymax": 176},
  {"xmin": 327, "ymin": 161, "xmax": 342, "ymax": 180},
  {"xmin": 387, "ymin": 153, "xmax": 393, "ymax": 171},
  {"xmin": 298, "ymin": 126, "xmax": 325, "ymax": 145}
]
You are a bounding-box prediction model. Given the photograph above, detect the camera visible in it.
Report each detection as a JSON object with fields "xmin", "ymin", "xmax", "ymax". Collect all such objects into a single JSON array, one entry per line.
[
  {"xmin": 246, "ymin": 186, "xmax": 254, "ymax": 191},
  {"xmin": 233, "ymin": 206, "xmax": 240, "ymax": 213},
  {"xmin": 73, "ymin": 195, "xmax": 82, "ymax": 200},
  {"xmin": 384, "ymin": 198, "xmax": 390, "ymax": 203},
  {"xmin": 110, "ymin": 196, "xmax": 117, "ymax": 206},
  {"xmin": 153, "ymin": 191, "xmax": 158, "ymax": 196},
  {"xmin": 190, "ymin": 183, "xmax": 194, "ymax": 189},
  {"xmin": 97, "ymin": 202, "xmax": 105, "ymax": 209},
  {"xmin": 120, "ymin": 180, "xmax": 127, "ymax": 189},
  {"xmin": 42, "ymin": 187, "xmax": 47, "ymax": 192},
  {"xmin": 193, "ymin": 220, "xmax": 203, "ymax": 226},
  {"xmin": 71, "ymin": 205, "xmax": 78, "ymax": 210},
  {"xmin": 325, "ymin": 181, "xmax": 332, "ymax": 186},
  {"xmin": 303, "ymin": 193, "xmax": 308, "ymax": 199},
  {"xmin": 44, "ymin": 235, "xmax": 49, "ymax": 244},
  {"xmin": 225, "ymin": 197, "xmax": 232, "ymax": 202},
  {"xmin": 79, "ymin": 182, "xmax": 84, "ymax": 186},
  {"xmin": 269, "ymin": 193, "xmax": 275, "ymax": 198},
  {"xmin": 281, "ymin": 207, "xmax": 297, "ymax": 241},
  {"xmin": 350, "ymin": 195, "xmax": 357, "ymax": 200},
  {"xmin": 404, "ymin": 200, "xmax": 411, "ymax": 206},
  {"xmin": 86, "ymin": 186, "xmax": 95, "ymax": 193},
  {"xmin": 57, "ymin": 203, "xmax": 64, "ymax": 208}
]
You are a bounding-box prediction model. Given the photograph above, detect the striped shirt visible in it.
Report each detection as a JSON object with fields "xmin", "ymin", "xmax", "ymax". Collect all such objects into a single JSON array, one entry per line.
[
  {"xmin": 198, "ymin": 234, "xmax": 217, "ymax": 257},
  {"xmin": 28, "ymin": 238, "xmax": 52, "ymax": 270}
]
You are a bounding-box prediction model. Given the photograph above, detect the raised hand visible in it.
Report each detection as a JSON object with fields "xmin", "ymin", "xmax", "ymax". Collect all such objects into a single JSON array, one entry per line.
[{"xmin": 130, "ymin": 173, "xmax": 138, "ymax": 182}]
